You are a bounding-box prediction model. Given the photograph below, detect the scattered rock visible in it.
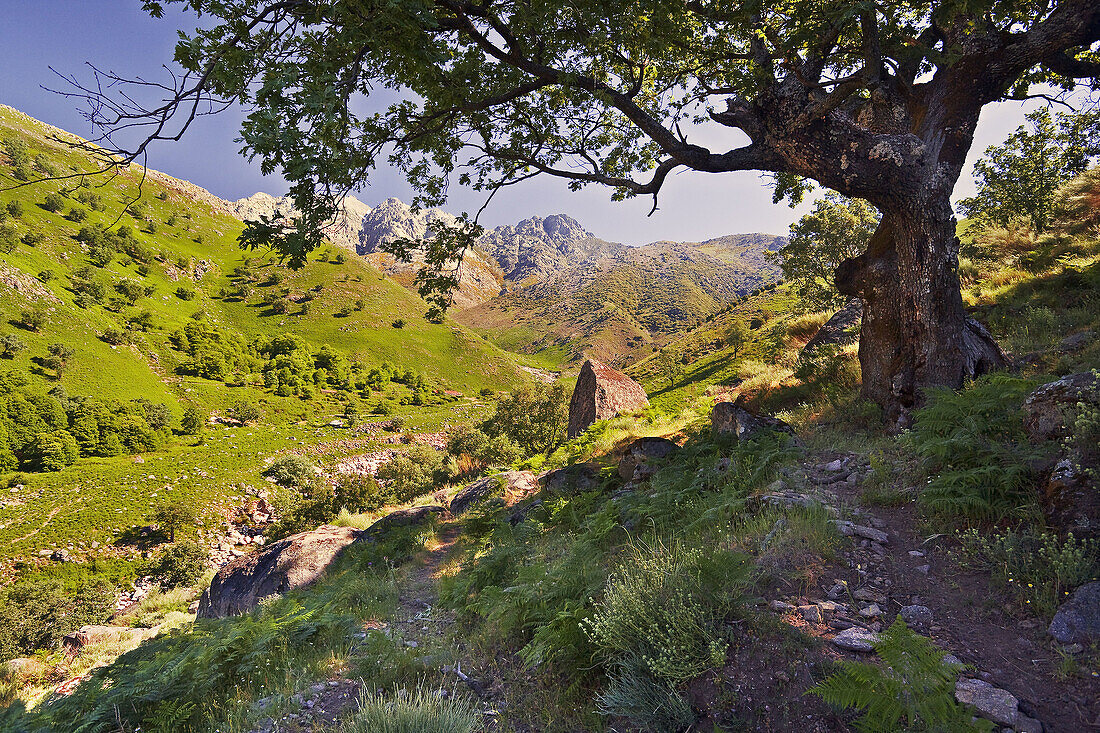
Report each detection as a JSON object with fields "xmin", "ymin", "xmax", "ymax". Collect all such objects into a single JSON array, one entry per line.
[
  {"xmin": 1048, "ymin": 581, "xmax": 1100, "ymax": 644},
  {"xmin": 831, "ymin": 627, "xmax": 880, "ymax": 652},
  {"xmin": 198, "ymin": 525, "xmax": 363, "ymax": 619},
  {"xmin": 1041, "ymin": 458, "xmax": 1100, "ymax": 540},
  {"xmin": 954, "ymin": 678, "xmax": 1019, "ymax": 728},
  {"xmin": 899, "ymin": 605, "xmax": 933, "ymax": 634},
  {"xmin": 770, "ymin": 600, "xmax": 794, "ymax": 612},
  {"xmin": 832, "ymin": 520, "xmax": 888, "ymax": 544},
  {"xmin": 449, "ymin": 470, "xmax": 539, "ymax": 514},
  {"xmin": 566, "ymin": 359, "xmax": 650, "ymax": 438},
  {"xmin": 711, "ymin": 401, "xmax": 795, "ymax": 441},
  {"xmin": 1022, "ymin": 371, "xmax": 1100, "ymax": 441},
  {"xmin": 799, "ymin": 605, "xmax": 824, "ymax": 624},
  {"xmin": 1059, "ymin": 329, "xmax": 1095, "ymax": 353},
  {"xmin": 617, "ymin": 436, "xmax": 679, "ymax": 481},
  {"xmin": 540, "ymin": 462, "xmax": 600, "ymax": 495}
]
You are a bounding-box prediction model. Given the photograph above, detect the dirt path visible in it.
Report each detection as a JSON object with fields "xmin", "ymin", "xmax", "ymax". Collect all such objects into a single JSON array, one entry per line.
[
  {"xmin": 9, "ymin": 506, "xmax": 61, "ymax": 544},
  {"xmin": 809, "ymin": 453, "xmax": 1100, "ymax": 732}
]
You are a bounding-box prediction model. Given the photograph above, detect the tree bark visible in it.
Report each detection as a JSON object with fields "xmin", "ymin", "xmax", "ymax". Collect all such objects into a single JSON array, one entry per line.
[{"xmin": 836, "ymin": 194, "xmax": 1006, "ymax": 428}]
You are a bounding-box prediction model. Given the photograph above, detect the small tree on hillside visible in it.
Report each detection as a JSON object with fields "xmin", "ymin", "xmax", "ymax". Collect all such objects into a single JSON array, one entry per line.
[
  {"xmin": 0, "ymin": 334, "xmax": 26, "ymax": 359},
  {"xmin": 43, "ymin": 343, "xmax": 75, "ymax": 378},
  {"xmin": 725, "ymin": 320, "xmax": 749, "ymax": 357},
  {"xmin": 769, "ymin": 193, "xmax": 880, "ymax": 313},
  {"xmin": 482, "ymin": 383, "xmax": 568, "ymax": 456},
  {"xmin": 152, "ymin": 499, "xmax": 197, "ymax": 543},
  {"xmin": 655, "ymin": 348, "xmax": 685, "ymax": 389},
  {"xmin": 179, "ymin": 403, "xmax": 206, "ymax": 436},
  {"xmin": 228, "ymin": 400, "xmax": 260, "ymax": 425}
]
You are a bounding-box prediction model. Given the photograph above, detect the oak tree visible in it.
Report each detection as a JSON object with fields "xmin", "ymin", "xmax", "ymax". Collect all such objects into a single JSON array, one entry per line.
[{"xmin": 73, "ymin": 1, "xmax": 1100, "ymax": 424}]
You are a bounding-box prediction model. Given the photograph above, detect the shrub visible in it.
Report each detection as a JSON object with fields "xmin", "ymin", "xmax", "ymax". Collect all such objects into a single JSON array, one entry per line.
[
  {"xmin": 65, "ymin": 206, "xmax": 88, "ymax": 223},
  {"xmin": 0, "ymin": 334, "xmax": 26, "ymax": 359},
  {"xmin": 228, "ymin": 400, "xmax": 261, "ymax": 425},
  {"xmin": 584, "ymin": 540, "xmax": 751, "ymax": 686},
  {"xmin": 391, "ymin": 318, "xmax": 405, "ymax": 328},
  {"xmin": 155, "ymin": 541, "xmax": 208, "ymax": 588},
  {"xmin": 0, "ymin": 578, "xmax": 115, "ymax": 661},
  {"xmin": 42, "ymin": 191, "xmax": 64, "ymax": 211},
  {"xmin": 271, "ymin": 298, "xmax": 291, "ymax": 314},
  {"xmin": 21, "ymin": 231, "xmax": 43, "ymax": 247},
  {"xmin": 2, "ymin": 137, "xmax": 30, "ymax": 168},
  {"xmin": 482, "ymin": 382, "xmax": 568, "ymax": 456},
  {"xmin": 152, "ymin": 500, "xmax": 198, "ymax": 542},
  {"xmin": 180, "ymin": 403, "xmax": 206, "ymax": 436},
  {"xmin": 100, "ymin": 327, "xmax": 129, "ymax": 345},
  {"xmin": 175, "ymin": 285, "xmax": 196, "ymax": 300},
  {"xmin": 812, "ymin": 618, "xmax": 989, "ymax": 732},
  {"xmin": 339, "ymin": 684, "xmax": 480, "ymax": 733},
  {"xmin": 37, "ymin": 269, "xmax": 54, "ymax": 283},
  {"xmin": 909, "ymin": 375, "xmax": 1054, "ymax": 521},
  {"xmin": 334, "ymin": 473, "xmax": 389, "ymax": 513},
  {"xmin": 374, "ymin": 446, "xmax": 442, "ymax": 503},
  {"xmin": 24, "ymin": 430, "xmax": 79, "ymax": 471},
  {"xmin": 5, "ymin": 200, "xmax": 24, "ymax": 219},
  {"xmin": 262, "ymin": 454, "xmax": 317, "ymax": 488},
  {"xmin": 333, "ymin": 252, "xmax": 347, "ymax": 264}
]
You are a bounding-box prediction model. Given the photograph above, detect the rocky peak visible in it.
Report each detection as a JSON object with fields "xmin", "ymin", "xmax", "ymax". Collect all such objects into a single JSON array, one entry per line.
[
  {"xmin": 358, "ymin": 198, "xmax": 459, "ymax": 254},
  {"xmin": 226, "ymin": 192, "xmax": 372, "ymax": 254}
]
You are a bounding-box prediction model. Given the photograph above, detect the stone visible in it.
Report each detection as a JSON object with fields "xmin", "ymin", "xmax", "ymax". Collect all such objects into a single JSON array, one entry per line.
[
  {"xmin": 900, "ymin": 605, "xmax": 934, "ymax": 633},
  {"xmin": 954, "ymin": 678, "xmax": 1019, "ymax": 727},
  {"xmin": 1041, "ymin": 458, "xmax": 1100, "ymax": 540},
  {"xmin": 711, "ymin": 401, "xmax": 795, "ymax": 441},
  {"xmin": 1059, "ymin": 329, "xmax": 1095, "ymax": 353},
  {"xmin": 617, "ymin": 436, "xmax": 679, "ymax": 481},
  {"xmin": 1022, "ymin": 371, "xmax": 1100, "ymax": 441},
  {"xmin": 832, "ymin": 520, "xmax": 888, "ymax": 544},
  {"xmin": 801, "ymin": 298, "xmax": 862, "ymax": 359},
  {"xmin": 198, "ymin": 525, "xmax": 364, "ymax": 619},
  {"xmin": 770, "ymin": 600, "xmax": 794, "ymax": 612},
  {"xmin": 360, "ymin": 505, "xmax": 444, "ymax": 538},
  {"xmin": 1048, "ymin": 581, "xmax": 1100, "ymax": 644},
  {"xmin": 566, "ymin": 359, "xmax": 649, "ymax": 438},
  {"xmin": 449, "ymin": 470, "xmax": 539, "ymax": 515},
  {"xmin": 540, "ymin": 462, "xmax": 600, "ymax": 495},
  {"xmin": 798, "ymin": 605, "xmax": 824, "ymax": 624},
  {"xmin": 859, "ymin": 604, "xmax": 882, "ymax": 618},
  {"xmin": 831, "ymin": 627, "xmax": 880, "ymax": 652},
  {"xmin": 1016, "ymin": 714, "xmax": 1043, "ymax": 733}
]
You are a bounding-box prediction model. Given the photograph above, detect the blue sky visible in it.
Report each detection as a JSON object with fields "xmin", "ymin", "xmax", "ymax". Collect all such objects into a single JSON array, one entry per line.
[{"xmin": 0, "ymin": 1, "xmax": 1048, "ymax": 244}]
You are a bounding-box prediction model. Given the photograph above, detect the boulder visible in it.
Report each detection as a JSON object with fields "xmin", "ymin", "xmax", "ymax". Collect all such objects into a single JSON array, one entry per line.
[
  {"xmin": 360, "ymin": 505, "xmax": 444, "ymax": 539},
  {"xmin": 1048, "ymin": 581, "xmax": 1100, "ymax": 644},
  {"xmin": 831, "ymin": 627, "xmax": 879, "ymax": 652},
  {"xmin": 617, "ymin": 436, "xmax": 679, "ymax": 481},
  {"xmin": 899, "ymin": 605, "xmax": 933, "ymax": 634},
  {"xmin": 1, "ymin": 657, "xmax": 46, "ymax": 683},
  {"xmin": 1041, "ymin": 458, "xmax": 1100, "ymax": 540},
  {"xmin": 198, "ymin": 525, "xmax": 361, "ymax": 619},
  {"xmin": 540, "ymin": 462, "xmax": 600, "ymax": 494},
  {"xmin": 1022, "ymin": 371, "xmax": 1100, "ymax": 441},
  {"xmin": 566, "ymin": 359, "xmax": 649, "ymax": 438},
  {"xmin": 449, "ymin": 470, "xmax": 539, "ymax": 515},
  {"xmin": 711, "ymin": 401, "xmax": 794, "ymax": 441},
  {"xmin": 1059, "ymin": 329, "xmax": 1095, "ymax": 353},
  {"xmin": 801, "ymin": 298, "xmax": 862, "ymax": 358},
  {"xmin": 954, "ymin": 678, "xmax": 1020, "ymax": 728}
]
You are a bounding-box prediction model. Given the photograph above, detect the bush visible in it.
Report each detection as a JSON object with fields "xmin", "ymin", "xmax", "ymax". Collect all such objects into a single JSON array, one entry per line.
[
  {"xmin": 228, "ymin": 401, "xmax": 261, "ymax": 425},
  {"xmin": 0, "ymin": 222, "xmax": 17, "ymax": 253},
  {"xmin": 0, "ymin": 334, "xmax": 26, "ymax": 359},
  {"xmin": 100, "ymin": 327, "xmax": 129, "ymax": 346},
  {"xmin": 339, "ymin": 684, "xmax": 480, "ymax": 733},
  {"xmin": 262, "ymin": 454, "xmax": 317, "ymax": 489},
  {"xmin": 17, "ymin": 307, "xmax": 45, "ymax": 332},
  {"xmin": 65, "ymin": 206, "xmax": 88, "ymax": 223},
  {"xmin": 24, "ymin": 430, "xmax": 79, "ymax": 471},
  {"xmin": 21, "ymin": 231, "xmax": 43, "ymax": 247},
  {"xmin": 180, "ymin": 403, "xmax": 206, "ymax": 436},
  {"xmin": 175, "ymin": 285, "xmax": 196, "ymax": 300},
  {"xmin": 481, "ymin": 382, "xmax": 568, "ymax": 456},
  {"xmin": 152, "ymin": 499, "xmax": 198, "ymax": 542},
  {"xmin": 37, "ymin": 269, "xmax": 54, "ymax": 283},
  {"xmin": 42, "ymin": 192, "xmax": 65, "ymax": 213},
  {"xmin": 334, "ymin": 473, "xmax": 389, "ymax": 513},
  {"xmin": 374, "ymin": 446, "xmax": 442, "ymax": 503},
  {"xmin": 155, "ymin": 541, "xmax": 208, "ymax": 588},
  {"xmin": 5, "ymin": 200, "xmax": 24, "ymax": 219},
  {"xmin": 0, "ymin": 578, "xmax": 115, "ymax": 661}
]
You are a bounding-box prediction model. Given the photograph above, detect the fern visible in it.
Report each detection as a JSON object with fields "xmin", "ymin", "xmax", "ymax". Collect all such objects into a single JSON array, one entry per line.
[{"xmin": 812, "ymin": 619, "xmax": 993, "ymax": 732}]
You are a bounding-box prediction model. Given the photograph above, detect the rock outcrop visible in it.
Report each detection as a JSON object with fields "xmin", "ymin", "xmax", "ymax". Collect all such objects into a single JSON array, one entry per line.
[
  {"xmin": 450, "ymin": 470, "xmax": 539, "ymax": 515},
  {"xmin": 801, "ymin": 299, "xmax": 862, "ymax": 358},
  {"xmin": 1022, "ymin": 371, "xmax": 1100, "ymax": 441},
  {"xmin": 711, "ymin": 401, "xmax": 794, "ymax": 441},
  {"xmin": 198, "ymin": 525, "xmax": 363, "ymax": 619},
  {"xmin": 617, "ymin": 436, "xmax": 679, "ymax": 482},
  {"xmin": 360, "ymin": 505, "xmax": 444, "ymax": 538},
  {"xmin": 1049, "ymin": 581, "xmax": 1100, "ymax": 644},
  {"xmin": 567, "ymin": 359, "xmax": 650, "ymax": 438},
  {"xmin": 1041, "ymin": 457, "xmax": 1100, "ymax": 539}
]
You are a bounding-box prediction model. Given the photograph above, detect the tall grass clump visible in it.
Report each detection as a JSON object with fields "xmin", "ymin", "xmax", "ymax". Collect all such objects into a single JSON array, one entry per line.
[
  {"xmin": 585, "ymin": 540, "xmax": 752, "ymax": 731},
  {"xmin": 908, "ymin": 374, "xmax": 1054, "ymax": 522},
  {"xmin": 339, "ymin": 683, "xmax": 480, "ymax": 733}
]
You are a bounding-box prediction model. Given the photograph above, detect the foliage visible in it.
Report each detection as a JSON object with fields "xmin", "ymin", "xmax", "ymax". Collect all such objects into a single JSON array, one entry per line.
[
  {"xmin": 262, "ymin": 454, "xmax": 316, "ymax": 489},
  {"xmin": 584, "ymin": 540, "xmax": 751, "ymax": 685},
  {"xmin": 155, "ymin": 540, "xmax": 208, "ymax": 588},
  {"xmin": 959, "ymin": 108, "xmax": 1099, "ymax": 233},
  {"xmin": 179, "ymin": 403, "xmax": 206, "ymax": 435},
  {"xmin": 0, "ymin": 578, "xmax": 115, "ymax": 662},
  {"xmin": 955, "ymin": 529, "xmax": 1099, "ymax": 618},
  {"xmin": 596, "ymin": 666, "xmax": 695, "ymax": 733},
  {"xmin": 338, "ymin": 683, "xmax": 480, "ymax": 733},
  {"xmin": 812, "ymin": 618, "xmax": 991, "ymax": 732},
  {"xmin": 908, "ymin": 375, "xmax": 1054, "ymax": 521},
  {"xmin": 152, "ymin": 498, "xmax": 198, "ymax": 542},
  {"xmin": 228, "ymin": 400, "xmax": 261, "ymax": 425},
  {"xmin": 768, "ymin": 193, "xmax": 879, "ymax": 312},
  {"xmin": 374, "ymin": 446, "xmax": 442, "ymax": 503},
  {"xmin": 654, "ymin": 348, "xmax": 684, "ymax": 388},
  {"xmin": 482, "ymin": 382, "xmax": 568, "ymax": 456},
  {"xmin": 0, "ymin": 335, "xmax": 26, "ymax": 359}
]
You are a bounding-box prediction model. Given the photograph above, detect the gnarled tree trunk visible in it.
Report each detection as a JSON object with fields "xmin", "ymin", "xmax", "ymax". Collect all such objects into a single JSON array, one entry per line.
[{"xmin": 836, "ymin": 193, "xmax": 1006, "ymax": 428}]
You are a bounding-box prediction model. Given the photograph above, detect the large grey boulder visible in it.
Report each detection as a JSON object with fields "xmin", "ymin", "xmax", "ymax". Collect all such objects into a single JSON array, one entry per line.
[
  {"xmin": 801, "ymin": 299, "xmax": 861, "ymax": 358},
  {"xmin": 361, "ymin": 505, "xmax": 444, "ymax": 538},
  {"xmin": 449, "ymin": 470, "xmax": 539, "ymax": 515},
  {"xmin": 198, "ymin": 525, "xmax": 363, "ymax": 619},
  {"xmin": 711, "ymin": 401, "xmax": 794, "ymax": 441},
  {"xmin": 617, "ymin": 436, "xmax": 679, "ymax": 481},
  {"xmin": 954, "ymin": 678, "xmax": 1020, "ymax": 728},
  {"xmin": 1022, "ymin": 371, "xmax": 1100, "ymax": 441},
  {"xmin": 1049, "ymin": 581, "xmax": 1100, "ymax": 644},
  {"xmin": 567, "ymin": 359, "xmax": 650, "ymax": 438},
  {"xmin": 539, "ymin": 462, "xmax": 600, "ymax": 494}
]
